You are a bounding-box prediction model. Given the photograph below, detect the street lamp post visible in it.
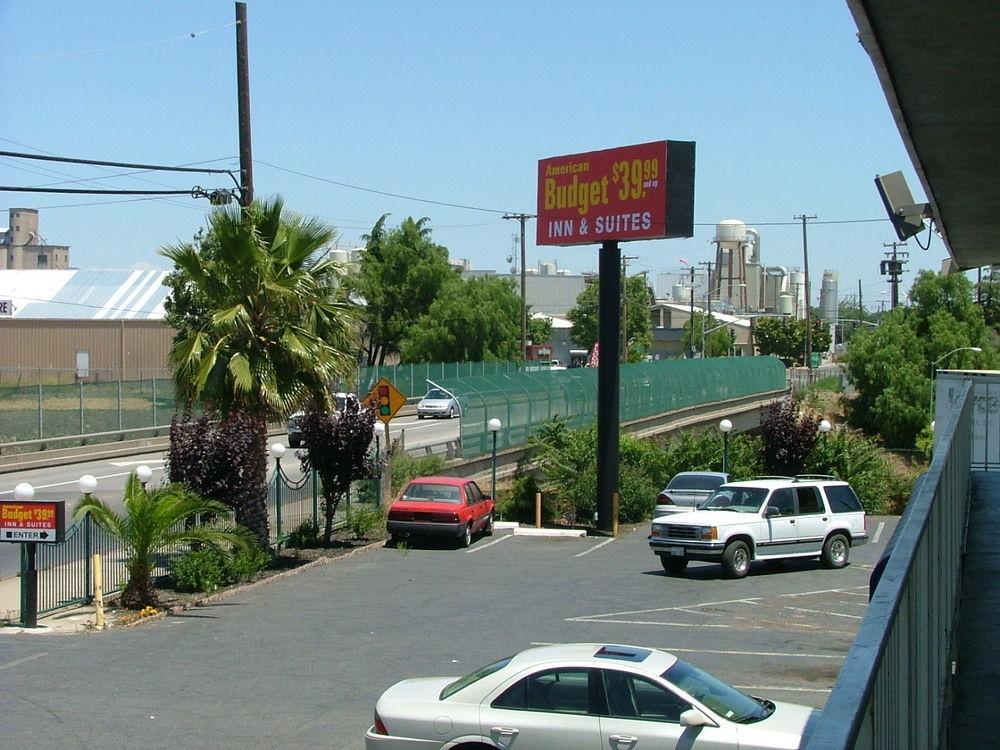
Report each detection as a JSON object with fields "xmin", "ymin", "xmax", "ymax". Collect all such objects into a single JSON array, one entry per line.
[
  {"xmin": 14, "ymin": 482, "xmax": 39, "ymax": 628},
  {"xmin": 135, "ymin": 464, "xmax": 152, "ymax": 488},
  {"xmin": 487, "ymin": 418, "xmax": 502, "ymax": 503},
  {"xmin": 719, "ymin": 419, "xmax": 733, "ymax": 474},
  {"xmin": 269, "ymin": 442, "xmax": 286, "ymax": 544},
  {"xmin": 819, "ymin": 419, "xmax": 832, "ymax": 437},
  {"xmin": 78, "ymin": 474, "xmax": 98, "ymax": 603},
  {"xmin": 929, "ymin": 346, "xmax": 982, "ymax": 421},
  {"xmin": 373, "ymin": 421, "xmax": 386, "ymax": 506}
]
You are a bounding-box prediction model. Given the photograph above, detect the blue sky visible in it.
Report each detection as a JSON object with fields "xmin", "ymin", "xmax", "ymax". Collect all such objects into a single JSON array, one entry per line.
[{"xmin": 3, "ymin": 1, "xmax": 940, "ymax": 309}]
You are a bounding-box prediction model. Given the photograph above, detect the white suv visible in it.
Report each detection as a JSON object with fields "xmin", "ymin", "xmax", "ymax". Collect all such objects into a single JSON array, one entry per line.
[{"xmin": 648, "ymin": 475, "xmax": 868, "ymax": 578}]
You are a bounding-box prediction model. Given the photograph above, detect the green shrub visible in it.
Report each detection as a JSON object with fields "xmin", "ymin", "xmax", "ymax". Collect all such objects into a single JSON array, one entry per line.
[
  {"xmin": 804, "ymin": 428, "xmax": 915, "ymax": 514},
  {"xmin": 656, "ymin": 429, "xmax": 762, "ymax": 481},
  {"xmin": 390, "ymin": 452, "xmax": 446, "ymax": 496},
  {"xmin": 496, "ymin": 473, "xmax": 559, "ymax": 524},
  {"xmin": 170, "ymin": 548, "xmax": 227, "ymax": 594},
  {"xmin": 226, "ymin": 545, "xmax": 271, "ymax": 583},
  {"xmin": 286, "ymin": 519, "xmax": 321, "ymax": 549},
  {"xmin": 347, "ymin": 504, "xmax": 385, "ymax": 539}
]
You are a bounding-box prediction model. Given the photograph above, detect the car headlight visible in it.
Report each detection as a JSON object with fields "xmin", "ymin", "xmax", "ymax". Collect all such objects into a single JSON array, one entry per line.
[{"xmin": 694, "ymin": 526, "xmax": 718, "ymax": 541}]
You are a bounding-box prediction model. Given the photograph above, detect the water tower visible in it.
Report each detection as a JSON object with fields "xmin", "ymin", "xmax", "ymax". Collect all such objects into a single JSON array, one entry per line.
[{"xmin": 712, "ymin": 219, "xmax": 750, "ymax": 310}]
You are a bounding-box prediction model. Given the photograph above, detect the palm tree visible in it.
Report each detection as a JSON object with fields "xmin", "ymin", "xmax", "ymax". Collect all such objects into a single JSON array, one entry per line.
[
  {"xmin": 74, "ymin": 472, "xmax": 252, "ymax": 609},
  {"xmin": 161, "ymin": 197, "xmax": 359, "ymax": 546}
]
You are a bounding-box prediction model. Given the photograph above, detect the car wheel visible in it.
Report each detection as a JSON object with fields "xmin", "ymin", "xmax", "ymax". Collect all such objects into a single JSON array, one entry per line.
[
  {"xmin": 484, "ymin": 513, "xmax": 494, "ymax": 536},
  {"xmin": 417, "ymin": 414, "xmax": 425, "ymax": 420},
  {"xmin": 461, "ymin": 523, "xmax": 472, "ymax": 548},
  {"xmin": 822, "ymin": 533, "xmax": 850, "ymax": 569},
  {"xmin": 722, "ymin": 540, "xmax": 751, "ymax": 578},
  {"xmin": 447, "ymin": 406, "xmax": 455, "ymax": 419},
  {"xmin": 660, "ymin": 556, "xmax": 688, "ymax": 575}
]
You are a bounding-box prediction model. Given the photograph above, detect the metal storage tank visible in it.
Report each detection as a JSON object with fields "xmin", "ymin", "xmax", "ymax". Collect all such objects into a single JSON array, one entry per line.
[
  {"xmin": 672, "ymin": 283, "xmax": 686, "ymax": 303},
  {"xmin": 778, "ymin": 294, "xmax": 794, "ymax": 316},
  {"xmin": 820, "ymin": 270, "xmax": 839, "ymax": 322},
  {"xmin": 540, "ymin": 261, "xmax": 557, "ymax": 276},
  {"xmin": 715, "ymin": 219, "xmax": 747, "ymax": 243}
]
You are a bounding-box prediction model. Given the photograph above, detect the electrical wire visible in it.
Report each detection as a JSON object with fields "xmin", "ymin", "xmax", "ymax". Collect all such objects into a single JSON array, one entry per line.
[{"xmin": 12, "ymin": 23, "xmax": 236, "ymax": 62}]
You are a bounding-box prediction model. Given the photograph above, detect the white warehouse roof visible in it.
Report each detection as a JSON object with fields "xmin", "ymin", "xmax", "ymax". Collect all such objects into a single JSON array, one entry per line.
[{"xmin": 0, "ymin": 269, "xmax": 169, "ymax": 320}]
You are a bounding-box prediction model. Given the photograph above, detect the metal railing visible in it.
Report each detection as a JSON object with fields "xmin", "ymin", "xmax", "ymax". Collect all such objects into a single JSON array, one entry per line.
[
  {"xmin": 18, "ymin": 466, "xmax": 375, "ymax": 621},
  {"xmin": 804, "ymin": 379, "xmax": 973, "ymax": 749}
]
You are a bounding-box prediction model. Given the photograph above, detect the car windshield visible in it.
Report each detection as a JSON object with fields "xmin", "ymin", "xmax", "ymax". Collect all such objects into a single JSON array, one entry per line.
[
  {"xmin": 424, "ymin": 389, "xmax": 450, "ymax": 400},
  {"xmin": 402, "ymin": 483, "xmax": 463, "ymax": 504},
  {"xmin": 667, "ymin": 474, "xmax": 727, "ymax": 491},
  {"xmin": 440, "ymin": 657, "xmax": 512, "ymax": 700},
  {"xmin": 700, "ymin": 487, "xmax": 768, "ymax": 512},
  {"xmin": 663, "ymin": 659, "xmax": 774, "ymax": 723}
]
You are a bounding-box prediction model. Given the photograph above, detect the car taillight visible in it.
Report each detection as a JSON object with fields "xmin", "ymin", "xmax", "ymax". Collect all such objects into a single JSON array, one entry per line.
[
  {"xmin": 373, "ymin": 710, "xmax": 389, "ymax": 735},
  {"xmin": 657, "ymin": 493, "xmax": 675, "ymax": 506}
]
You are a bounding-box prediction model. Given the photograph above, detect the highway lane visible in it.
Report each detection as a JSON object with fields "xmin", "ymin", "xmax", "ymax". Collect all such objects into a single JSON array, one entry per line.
[{"xmin": 0, "ymin": 414, "xmax": 459, "ymax": 580}]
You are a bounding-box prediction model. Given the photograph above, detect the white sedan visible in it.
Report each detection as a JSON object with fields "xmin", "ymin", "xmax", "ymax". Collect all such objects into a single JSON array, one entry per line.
[{"xmin": 366, "ymin": 643, "xmax": 820, "ymax": 749}]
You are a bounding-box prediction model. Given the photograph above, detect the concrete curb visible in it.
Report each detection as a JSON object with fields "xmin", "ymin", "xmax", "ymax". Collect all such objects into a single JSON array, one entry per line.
[{"xmin": 513, "ymin": 526, "xmax": 587, "ymax": 538}]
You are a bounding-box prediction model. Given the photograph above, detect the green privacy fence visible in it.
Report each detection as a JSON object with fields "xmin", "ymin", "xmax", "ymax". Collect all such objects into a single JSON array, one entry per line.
[
  {"xmin": 357, "ymin": 361, "xmax": 523, "ymax": 401},
  {"xmin": 19, "ymin": 467, "xmax": 375, "ymax": 622},
  {"xmin": 0, "ymin": 375, "xmax": 177, "ymax": 444},
  {"xmin": 448, "ymin": 356, "xmax": 788, "ymax": 457}
]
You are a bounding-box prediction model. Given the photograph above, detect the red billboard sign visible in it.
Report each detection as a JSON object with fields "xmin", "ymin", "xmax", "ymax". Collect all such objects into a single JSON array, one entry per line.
[
  {"xmin": 0, "ymin": 500, "xmax": 66, "ymax": 543},
  {"xmin": 536, "ymin": 140, "xmax": 694, "ymax": 246}
]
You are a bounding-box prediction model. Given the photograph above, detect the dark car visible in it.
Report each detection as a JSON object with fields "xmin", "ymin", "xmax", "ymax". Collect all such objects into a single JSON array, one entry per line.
[{"xmin": 653, "ymin": 471, "xmax": 732, "ymax": 517}]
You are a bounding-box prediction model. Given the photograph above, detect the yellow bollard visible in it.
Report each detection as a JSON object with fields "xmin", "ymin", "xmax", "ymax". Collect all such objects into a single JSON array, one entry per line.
[
  {"xmin": 612, "ymin": 492, "xmax": 620, "ymax": 537},
  {"xmin": 535, "ymin": 491, "xmax": 542, "ymax": 528},
  {"xmin": 93, "ymin": 553, "xmax": 105, "ymax": 630}
]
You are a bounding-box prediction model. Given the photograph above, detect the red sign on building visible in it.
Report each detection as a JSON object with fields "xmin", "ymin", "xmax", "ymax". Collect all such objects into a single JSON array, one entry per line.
[
  {"xmin": 536, "ymin": 140, "xmax": 694, "ymax": 246},
  {"xmin": 0, "ymin": 500, "xmax": 66, "ymax": 543}
]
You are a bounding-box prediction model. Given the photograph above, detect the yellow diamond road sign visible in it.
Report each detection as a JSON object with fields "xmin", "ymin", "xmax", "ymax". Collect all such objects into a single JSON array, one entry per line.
[{"xmin": 364, "ymin": 377, "xmax": 406, "ymax": 424}]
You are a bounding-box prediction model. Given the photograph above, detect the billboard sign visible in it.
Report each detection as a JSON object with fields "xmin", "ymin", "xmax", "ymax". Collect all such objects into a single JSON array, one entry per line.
[
  {"xmin": 0, "ymin": 499, "xmax": 66, "ymax": 543},
  {"xmin": 536, "ymin": 140, "xmax": 694, "ymax": 246}
]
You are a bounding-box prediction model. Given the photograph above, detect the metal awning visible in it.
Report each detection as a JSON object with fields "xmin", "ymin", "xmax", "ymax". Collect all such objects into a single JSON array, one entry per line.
[{"xmin": 847, "ymin": 1, "xmax": 1000, "ymax": 270}]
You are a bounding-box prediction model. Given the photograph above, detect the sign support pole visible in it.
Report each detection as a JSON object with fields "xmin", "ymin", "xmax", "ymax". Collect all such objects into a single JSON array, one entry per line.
[
  {"xmin": 22, "ymin": 542, "xmax": 38, "ymax": 628},
  {"xmin": 597, "ymin": 240, "xmax": 621, "ymax": 534}
]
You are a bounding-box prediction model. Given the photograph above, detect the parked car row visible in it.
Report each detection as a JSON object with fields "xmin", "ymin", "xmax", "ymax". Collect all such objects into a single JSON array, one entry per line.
[{"xmin": 370, "ymin": 472, "xmax": 867, "ymax": 748}]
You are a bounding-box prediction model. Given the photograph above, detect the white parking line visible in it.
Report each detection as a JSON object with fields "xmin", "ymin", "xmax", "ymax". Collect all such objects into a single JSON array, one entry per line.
[
  {"xmin": 575, "ymin": 537, "xmax": 616, "ymax": 557},
  {"xmin": 0, "ymin": 653, "xmax": 48, "ymax": 670},
  {"xmin": 464, "ymin": 533, "xmax": 514, "ymax": 554},
  {"xmin": 872, "ymin": 521, "xmax": 886, "ymax": 545},
  {"xmin": 782, "ymin": 606, "xmax": 863, "ymax": 620}
]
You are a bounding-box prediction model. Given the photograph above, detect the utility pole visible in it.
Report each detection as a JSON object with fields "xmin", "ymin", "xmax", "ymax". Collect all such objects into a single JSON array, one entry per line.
[
  {"xmin": 881, "ymin": 241, "xmax": 908, "ymax": 310},
  {"xmin": 795, "ymin": 214, "xmax": 817, "ymax": 369},
  {"xmin": 688, "ymin": 265, "xmax": 696, "ymax": 358},
  {"xmin": 235, "ymin": 2, "xmax": 253, "ymax": 207},
  {"xmin": 503, "ymin": 213, "xmax": 535, "ymax": 360},
  {"xmin": 621, "ymin": 255, "xmax": 638, "ymax": 362}
]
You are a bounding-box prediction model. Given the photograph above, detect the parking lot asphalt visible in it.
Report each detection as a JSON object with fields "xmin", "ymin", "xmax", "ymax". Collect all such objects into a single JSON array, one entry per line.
[{"xmin": 0, "ymin": 517, "xmax": 895, "ymax": 750}]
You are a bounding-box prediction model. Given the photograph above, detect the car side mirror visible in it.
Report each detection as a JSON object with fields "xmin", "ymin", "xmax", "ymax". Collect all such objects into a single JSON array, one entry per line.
[
  {"xmin": 679, "ymin": 708, "xmax": 716, "ymax": 728},
  {"xmin": 764, "ymin": 506, "xmax": 780, "ymax": 518}
]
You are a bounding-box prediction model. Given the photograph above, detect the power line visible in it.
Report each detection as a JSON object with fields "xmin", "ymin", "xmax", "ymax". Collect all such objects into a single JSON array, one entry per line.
[{"xmin": 0, "ymin": 150, "xmax": 234, "ymax": 176}]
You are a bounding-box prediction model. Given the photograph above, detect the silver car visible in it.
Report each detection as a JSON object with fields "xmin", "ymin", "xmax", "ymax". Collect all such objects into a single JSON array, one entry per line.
[
  {"xmin": 654, "ymin": 471, "xmax": 731, "ymax": 516},
  {"xmin": 366, "ymin": 642, "xmax": 820, "ymax": 749},
  {"xmin": 416, "ymin": 387, "xmax": 460, "ymax": 419}
]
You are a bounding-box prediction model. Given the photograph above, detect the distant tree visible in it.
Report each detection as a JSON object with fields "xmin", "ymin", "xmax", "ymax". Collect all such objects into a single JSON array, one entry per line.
[
  {"xmin": 527, "ymin": 314, "xmax": 553, "ymax": 348},
  {"xmin": 681, "ymin": 313, "xmax": 734, "ymax": 357},
  {"xmin": 844, "ymin": 270, "xmax": 997, "ymax": 447},
  {"xmin": 566, "ymin": 275, "xmax": 653, "ymax": 362},
  {"xmin": 754, "ymin": 317, "xmax": 831, "ymax": 366},
  {"xmin": 348, "ymin": 215, "xmax": 457, "ymax": 365},
  {"xmin": 297, "ymin": 401, "xmax": 377, "ymax": 545},
  {"xmin": 976, "ymin": 268, "xmax": 1000, "ymax": 331},
  {"xmin": 400, "ymin": 276, "xmax": 521, "ymax": 362}
]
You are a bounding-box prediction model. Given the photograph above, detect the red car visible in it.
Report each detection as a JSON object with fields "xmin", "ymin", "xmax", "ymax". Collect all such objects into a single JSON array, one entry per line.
[{"xmin": 387, "ymin": 476, "xmax": 495, "ymax": 547}]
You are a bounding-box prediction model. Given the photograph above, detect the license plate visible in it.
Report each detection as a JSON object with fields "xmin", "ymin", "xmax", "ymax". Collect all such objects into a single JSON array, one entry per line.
[{"xmin": 668, "ymin": 547, "xmax": 684, "ymax": 557}]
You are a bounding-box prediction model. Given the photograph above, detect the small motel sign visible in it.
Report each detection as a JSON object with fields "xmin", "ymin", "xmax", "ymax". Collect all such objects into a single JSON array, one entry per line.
[{"xmin": 0, "ymin": 500, "xmax": 66, "ymax": 543}]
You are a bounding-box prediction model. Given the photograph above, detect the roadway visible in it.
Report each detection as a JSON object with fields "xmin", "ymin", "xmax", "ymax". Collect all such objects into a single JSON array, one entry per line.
[{"xmin": 0, "ymin": 414, "xmax": 459, "ymax": 582}]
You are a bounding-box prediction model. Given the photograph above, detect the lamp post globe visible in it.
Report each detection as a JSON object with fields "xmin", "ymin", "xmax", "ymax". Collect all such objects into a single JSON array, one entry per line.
[
  {"xmin": 135, "ymin": 464, "xmax": 153, "ymax": 485},
  {"xmin": 268, "ymin": 442, "xmax": 286, "ymax": 460},
  {"xmin": 78, "ymin": 475, "xmax": 98, "ymax": 495},
  {"xmin": 819, "ymin": 419, "xmax": 832, "ymax": 434},
  {"xmin": 14, "ymin": 482, "xmax": 34, "ymax": 502}
]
